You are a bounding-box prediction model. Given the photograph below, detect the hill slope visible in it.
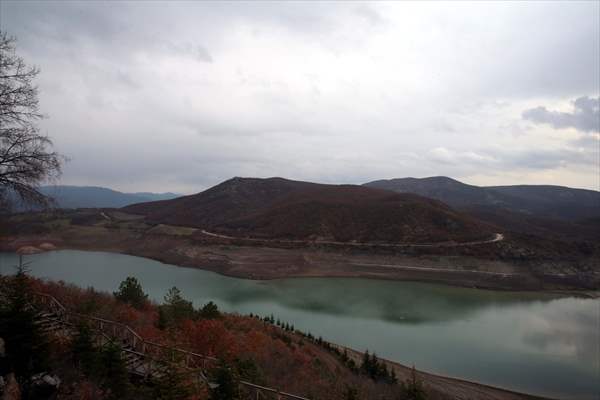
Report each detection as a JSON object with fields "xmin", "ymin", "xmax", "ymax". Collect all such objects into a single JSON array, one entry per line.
[
  {"xmin": 124, "ymin": 177, "xmax": 492, "ymax": 243},
  {"xmin": 486, "ymin": 184, "xmax": 600, "ymax": 220},
  {"xmin": 364, "ymin": 177, "xmax": 600, "ymax": 221}
]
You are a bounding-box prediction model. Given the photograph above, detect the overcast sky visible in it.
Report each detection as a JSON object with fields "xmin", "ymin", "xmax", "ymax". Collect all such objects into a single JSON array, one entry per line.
[{"xmin": 1, "ymin": 1, "xmax": 599, "ymax": 193}]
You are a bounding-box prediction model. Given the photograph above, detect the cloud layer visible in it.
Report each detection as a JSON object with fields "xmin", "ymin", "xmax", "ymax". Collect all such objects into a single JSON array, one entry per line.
[
  {"xmin": 1, "ymin": 1, "xmax": 598, "ymax": 192},
  {"xmin": 523, "ymin": 97, "xmax": 600, "ymax": 132}
]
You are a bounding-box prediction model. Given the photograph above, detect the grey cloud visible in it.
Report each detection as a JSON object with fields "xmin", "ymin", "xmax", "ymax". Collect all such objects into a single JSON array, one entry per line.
[
  {"xmin": 428, "ymin": 147, "xmax": 497, "ymax": 167},
  {"xmin": 166, "ymin": 42, "xmax": 213, "ymax": 63},
  {"xmin": 449, "ymin": 3, "xmax": 599, "ymax": 98},
  {"xmin": 506, "ymin": 149, "xmax": 593, "ymax": 170},
  {"xmin": 493, "ymin": 146, "xmax": 598, "ymax": 170},
  {"xmin": 354, "ymin": 5, "xmax": 384, "ymax": 26},
  {"xmin": 570, "ymin": 133, "xmax": 600, "ymax": 149},
  {"xmin": 1, "ymin": 1, "xmax": 599, "ymax": 192},
  {"xmin": 523, "ymin": 96, "xmax": 600, "ymax": 132},
  {"xmin": 428, "ymin": 145, "xmax": 597, "ymax": 172}
]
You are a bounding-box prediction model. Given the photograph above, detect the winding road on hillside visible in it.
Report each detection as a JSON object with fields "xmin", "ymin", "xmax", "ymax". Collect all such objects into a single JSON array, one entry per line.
[{"xmin": 200, "ymin": 230, "xmax": 504, "ymax": 248}]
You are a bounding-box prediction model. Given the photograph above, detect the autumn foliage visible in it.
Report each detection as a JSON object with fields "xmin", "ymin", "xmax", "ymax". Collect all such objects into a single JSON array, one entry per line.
[{"xmin": 18, "ymin": 277, "xmax": 420, "ymax": 399}]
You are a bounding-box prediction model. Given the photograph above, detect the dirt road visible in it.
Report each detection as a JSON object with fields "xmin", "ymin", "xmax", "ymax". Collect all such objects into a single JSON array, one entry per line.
[{"xmin": 200, "ymin": 230, "xmax": 505, "ymax": 248}]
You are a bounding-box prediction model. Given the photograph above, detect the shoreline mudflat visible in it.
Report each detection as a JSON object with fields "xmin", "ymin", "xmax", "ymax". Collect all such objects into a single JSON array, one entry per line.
[
  {"xmin": 1, "ymin": 209, "xmax": 599, "ymax": 293},
  {"xmin": 6, "ymin": 243, "xmax": 600, "ymax": 300},
  {"xmin": 1, "ymin": 228, "xmax": 599, "ymax": 296}
]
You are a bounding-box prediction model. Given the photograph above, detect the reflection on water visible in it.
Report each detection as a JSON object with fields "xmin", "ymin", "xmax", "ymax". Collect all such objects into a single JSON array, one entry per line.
[
  {"xmin": 521, "ymin": 300, "xmax": 599, "ymax": 366},
  {"xmin": 1, "ymin": 250, "xmax": 598, "ymax": 399}
]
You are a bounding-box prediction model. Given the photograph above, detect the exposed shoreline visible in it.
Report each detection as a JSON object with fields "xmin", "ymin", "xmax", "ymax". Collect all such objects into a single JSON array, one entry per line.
[
  {"xmin": 93, "ymin": 247, "xmax": 600, "ymax": 299},
  {"xmin": 2, "ymin": 236, "xmax": 599, "ymax": 299},
  {"xmin": 3, "ymin": 209, "xmax": 599, "ymax": 292}
]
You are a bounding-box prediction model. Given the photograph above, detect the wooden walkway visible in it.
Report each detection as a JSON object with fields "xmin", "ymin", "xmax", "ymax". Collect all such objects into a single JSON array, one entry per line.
[{"xmin": 31, "ymin": 292, "xmax": 309, "ymax": 400}]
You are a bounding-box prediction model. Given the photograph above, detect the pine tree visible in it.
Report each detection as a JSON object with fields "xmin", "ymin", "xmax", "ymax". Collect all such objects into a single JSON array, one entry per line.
[
  {"xmin": 211, "ymin": 363, "xmax": 239, "ymax": 400},
  {"xmin": 361, "ymin": 350, "xmax": 371, "ymax": 375},
  {"xmin": 72, "ymin": 323, "xmax": 99, "ymax": 377},
  {"xmin": 399, "ymin": 366, "xmax": 427, "ymax": 400},
  {"xmin": 381, "ymin": 362, "xmax": 389, "ymax": 381},
  {"xmin": 371, "ymin": 353, "xmax": 380, "ymax": 380},
  {"xmin": 158, "ymin": 287, "xmax": 195, "ymax": 328},
  {"xmin": 390, "ymin": 368, "xmax": 398, "ymax": 384},
  {"xmin": 199, "ymin": 301, "xmax": 220, "ymax": 319},
  {"xmin": 0, "ymin": 265, "xmax": 49, "ymax": 378},
  {"xmin": 342, "ymin": 348, "xmax": 349, "ymax": 362},
  {"xmin": 344, "ymin": 385, "xmax": 359, "ymax": 400},
  {"xmin": 347, "ymin": 358, "xmax": 357, "ymax": 371},
  {"xmin": 157, "ymin": 306, "xmax": 169, "ymax": 330},
  {"xmin": 113, "ymin": 276, "xmax": 148, "ymax": 309},
  {"xmin": 99, "ymin": 342, "xmax": 132, "ymax": 399},
  {"xmin": 152, "ymin": 365, "xmax": 192, "ymax": 400}
]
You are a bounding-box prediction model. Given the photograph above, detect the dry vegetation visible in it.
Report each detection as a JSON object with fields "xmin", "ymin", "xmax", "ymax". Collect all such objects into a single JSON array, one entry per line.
[{"xmin": 123, "ymin": 177, "xmax": 492, "ymax": 244}]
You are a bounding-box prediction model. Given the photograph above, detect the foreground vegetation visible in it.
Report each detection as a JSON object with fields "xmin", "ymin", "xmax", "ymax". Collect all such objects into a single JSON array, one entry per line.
[{"xmin": 0, "ymin": 271, "xmax": 428, "ymax": 400}]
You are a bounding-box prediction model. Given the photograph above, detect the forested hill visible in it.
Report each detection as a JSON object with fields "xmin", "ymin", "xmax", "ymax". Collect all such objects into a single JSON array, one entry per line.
[{"xmin": 123, "ymin": 177, "xmax": 493, "ymax": 244}]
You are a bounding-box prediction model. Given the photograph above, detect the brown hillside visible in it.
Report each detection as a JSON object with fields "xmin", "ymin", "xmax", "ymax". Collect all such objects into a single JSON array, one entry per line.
[
  {"xmin": 123, "ymin": 177, "xmax": 492, "ymax": 244},
  {"xmin": 123, "ymin": 177, "xmax": 316, "ymax": 227}
]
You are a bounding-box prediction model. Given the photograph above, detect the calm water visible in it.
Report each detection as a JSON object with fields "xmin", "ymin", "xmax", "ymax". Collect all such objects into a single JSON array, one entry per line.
[{"xmin": 1, "ymin": 250, "xmax": 598, "ymax": 399}]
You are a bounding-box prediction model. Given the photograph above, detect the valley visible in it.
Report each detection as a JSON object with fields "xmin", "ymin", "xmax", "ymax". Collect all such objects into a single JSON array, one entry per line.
[
  {"xmin": 1, "ymin": 176, "xmax": 599, "ymax": 399},
  {"xmin": 2, "ymin": 177, "xmax": 599, "ymax": 292},
  {"xmin": 1, "ymin": 207, "xmax": 598, "ymax": 293}
]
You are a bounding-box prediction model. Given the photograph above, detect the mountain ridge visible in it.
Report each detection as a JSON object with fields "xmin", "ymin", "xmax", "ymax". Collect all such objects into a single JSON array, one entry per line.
[
  {"xmin": 364, "ymin": 176, "xmax": 600, "ymax": 221},
  {"xmin": 123, "ymin": 177, "xmax": 492, "ymax": 244}
]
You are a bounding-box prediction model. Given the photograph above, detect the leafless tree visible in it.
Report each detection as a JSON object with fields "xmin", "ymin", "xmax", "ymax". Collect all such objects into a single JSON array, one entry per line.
[{"xmin": 0, "ymin": 31, "xmax": 61, "ymax": 210}]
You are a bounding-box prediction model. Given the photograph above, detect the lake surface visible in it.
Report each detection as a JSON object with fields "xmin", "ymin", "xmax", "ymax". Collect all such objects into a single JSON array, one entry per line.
[{"xmin": 1, "ymin": 250, "xmax": 598, "ymax": 399}]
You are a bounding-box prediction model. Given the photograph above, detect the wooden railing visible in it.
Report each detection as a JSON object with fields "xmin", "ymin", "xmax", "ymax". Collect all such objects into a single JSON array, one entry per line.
[
  {"xmin": 239, "ymin": 381, "xmax": 311, "ymax": 400},
  {"xmin": 32, "ymin": 292, "xmax": 309, "ymax": 400},
  {"xmin": 33, "ymin": 292, "xmax": 218, "ymax": 372}
]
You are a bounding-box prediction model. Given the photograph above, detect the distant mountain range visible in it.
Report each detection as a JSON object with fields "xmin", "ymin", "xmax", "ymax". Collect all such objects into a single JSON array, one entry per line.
[
  {"xmin": 7, "ymin": 177, "xmax": 598, "ymax": 243},
  {"xmin": 364, "ymin": 176, "xmax": 600, "ymax": 241},
  {"xmin": 123, "ymin": 177, "xmax": 492, "ymax": 244},
  {"xmin": 364, "ymin": 176, "xmax": 600, "ymax": 221},
  {"xmin": 17, "ymin": 186, "xmax": 181, "ymax": 210}
]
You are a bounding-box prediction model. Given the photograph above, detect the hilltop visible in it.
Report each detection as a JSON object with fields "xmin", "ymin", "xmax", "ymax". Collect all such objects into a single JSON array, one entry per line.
[{"xmin": 124, "ymin": 177, "xmax": 493, "ymax": 244}]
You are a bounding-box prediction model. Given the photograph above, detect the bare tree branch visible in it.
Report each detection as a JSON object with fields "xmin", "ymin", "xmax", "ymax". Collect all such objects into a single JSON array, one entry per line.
[{"xmin": 0, "ymin": 31, "xmax": 62, "ymax": 211}]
